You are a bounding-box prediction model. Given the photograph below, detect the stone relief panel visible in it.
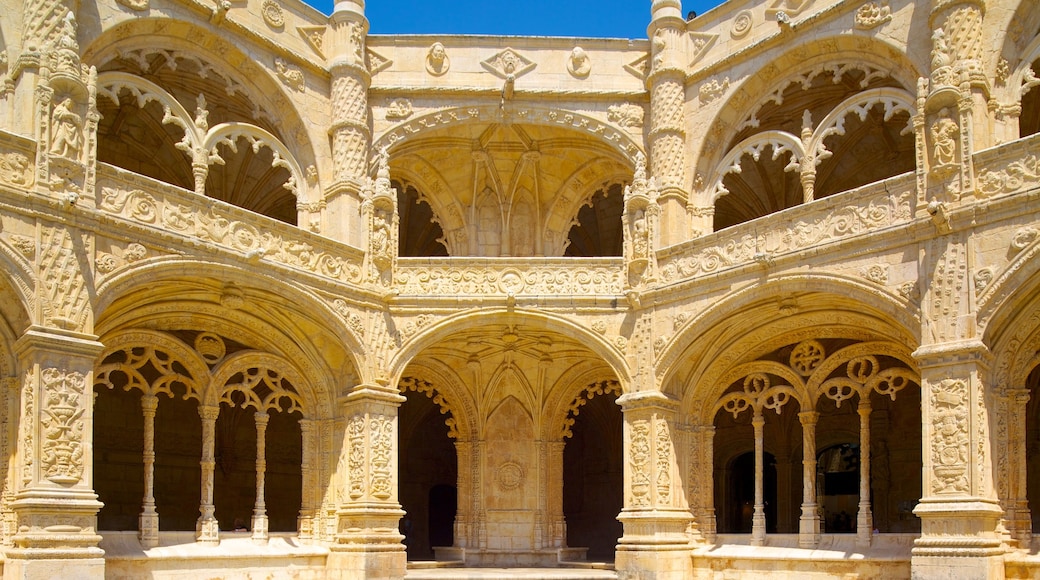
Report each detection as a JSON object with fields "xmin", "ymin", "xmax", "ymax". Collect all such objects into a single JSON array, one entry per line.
[{"xmin": 929, "ymin": 378, "xmax": 969, "ymax": 495}]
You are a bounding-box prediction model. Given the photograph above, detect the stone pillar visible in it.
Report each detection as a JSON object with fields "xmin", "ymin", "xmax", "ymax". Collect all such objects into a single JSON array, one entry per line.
[
  {"xmin": 857, "ymin": 397, "xmax": 873, "ymax": 547},
  {"xmin": 750, "ymin": 412, "xmax": 766, "ymax": 546},
  {"xmin": 452, "ymin": 440, "xmax": 473, "ymax": 550},
  {"xmin": 252, "ymin": 411, "xmax": 269, "ymax": 542},
  {"xmin": 647, "ymin": 0, "xmax": 690, "ymax": 246},
  {"xmin": 911, "ymin": 340, "xmax": 1004, "ymax": 579},
  {"xmin": 798, "ymin": 411, "xmax": 820, "ymax": 548},
  {"xmin": 139, "ymin": 394, "xmax": 159, "ymax": 548},
  {"xmin": 325, "ymin": 0, "xmax": 371, "ymax": 245},
  {"xmin": 298, "ymin": 418, "xmax": 316, "ymax": 539},
  {"xmin": 6, "ymin": 327, "xmax": 104, "ymax": 579},
  {"xmin": 546, "ymin": 441, "xmax": 566, "ymax": 549},
  {"xmin": 919, "ymin": 0, "xmax": 988, "ymax": 206},
  {"xmin": 327, "ymin": 381, "xmax": 406, "ymax": 580},
  {"xmin": 1006, "ymin": 389, "xmax": 1031, "ymax": 544},
  {"xmin": 697, "ymin": 425, "xmax": 716, "ymax": 543},
  {"xmin": 616, "ymin": 391, "xmax": 693, "ymax": 580},
  {"xmin": 196, "ymin": 405, "xmax": 219, "ymax": 544}
]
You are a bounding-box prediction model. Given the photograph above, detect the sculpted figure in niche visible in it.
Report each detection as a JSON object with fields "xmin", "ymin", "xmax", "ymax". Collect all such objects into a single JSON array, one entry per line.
[
  {"xmin": 568, "ymin": 47, "xmax": 591, "ymax": 78},
  {"xmin": 931, "ymin": 109, "xmax": 958, "ymax": 168},
  {"xmin": 50, "ymin": 98, "xmax": 82, "ymax": 159},
  {"xmin": 426, "ymin": 42, "xmax": 450, "ymax": 76},
  {"xmin": 372, "ymin": 207, "xmax": 392, "ymax": 266},
  {"xmin": 631, "ymin": 208, "xmax": 648, "ymax": 259}
]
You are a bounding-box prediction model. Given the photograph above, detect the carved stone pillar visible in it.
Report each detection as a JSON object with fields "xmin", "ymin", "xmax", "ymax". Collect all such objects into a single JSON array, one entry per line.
[
  {"xmin": 139, "ymin": 394, "xmax": 159, "ymax": 548},
  {"xmin": 647, "ymin": 0, "xmax": 690, "ymax": 246},
  {"xmin": 857, "ymin": 398, "xmax": 873, "ymax": 547},
  {"xmin": 911, "ymin": 340, "xmax": 1004, "ymax": 579},
  {"xmin": 546, "ymin": 441, "xmax": 566, "ymax": 549},
  {"xmin": 7, "ymin": 327, "xmax": 104, "ymax": 579},
  {"xmin": 1006, "ymin": 388, "xmax": 1031, "ymax": 544},
  {"xmin": 798, "ymin": 411, "xmax": 820, "ymax": 548},
  {"xmin": 616, "ymin": 391, "xmax": 693, "ymax": 580},
  {"xmin": 696, "ymin": 425, "xmax": 716, "ymax": 543},
  {"xmin": 325, "ymin": 0, "xmax": 371, "ymax": 245},
  {"xmin": 361, "ymin": 149, "xmax": 398, "ymax": 289},
  {"xmin": 750, "ymin": 412, "xmax": 766, "ymax": 546},
  {"xmin": 919, "ymin": 0, "xmax": 989, "ymax": 206},
  {"xmin": 252, "ymin": 411, "xmax": 269, "ymax": 543},
  {"xmin": 196, "ymin": 405, "xmax": 219, "ymax": 544},
  {"xmin": 452, "ymin": 440, "xmax": 473, "ymax": 550},
  {"xmin": 327, "ymin": 382, "xmax": 406, "ymax": 580},
  {"xmin": 622, "ymin": 153, "xmax": 660, "ymax": 290},
  {"xmin": 298, "ymin": 418, "xmax": 316, "ymax": 539}
]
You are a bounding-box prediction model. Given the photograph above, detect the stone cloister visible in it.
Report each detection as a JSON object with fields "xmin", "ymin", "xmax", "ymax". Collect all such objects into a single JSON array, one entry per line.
[{"xmin": 0, "ymin": 0, "xmax": 1039, "ymax": 578}]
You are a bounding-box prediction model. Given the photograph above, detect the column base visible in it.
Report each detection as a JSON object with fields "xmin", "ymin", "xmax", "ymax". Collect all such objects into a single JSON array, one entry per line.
[
  {"xmin": 326, "ymin": 504, "xmax": 405, "ymax": 579},
  {"xmin": 616, "ymin": 509, "xmax": 693, "ymax": 580},
  {"xmin": 911, "ymin": 498, "xmax": 1006, "ymax": 579},
  {"xmin": 3, "ymin": 556, "xmax": 105, "ymax": 580}
]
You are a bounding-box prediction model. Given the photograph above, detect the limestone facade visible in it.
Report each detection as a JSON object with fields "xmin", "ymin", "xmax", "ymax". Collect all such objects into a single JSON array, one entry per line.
[{"xmin": 0, "ymin": 0, "xmax": 1038, "ymax": 578}]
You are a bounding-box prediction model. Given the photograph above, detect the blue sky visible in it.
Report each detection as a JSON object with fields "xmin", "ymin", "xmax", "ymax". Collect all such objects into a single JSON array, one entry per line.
[{"xmin": 304, "ymin": 1, "xmax": 725, "ymax": 39}]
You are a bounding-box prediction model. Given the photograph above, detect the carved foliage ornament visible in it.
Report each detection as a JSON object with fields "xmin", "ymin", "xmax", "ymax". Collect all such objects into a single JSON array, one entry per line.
[
  {"xmin": 930, "ymin": 378, "xmax": 969, "ymax": 494},
  {"xmin": 630, "ymin": 419, "xmax": 651, "ymax": 506},
  {"xmin": 854, "ymin": 2, "xmax": 892, "ymax": 30},
  {"xmin": 40, "ymin": 368, "xmax": 87, "ymax": 484},
  {"xmin": 607, "ymin": 103, "xmax": 644, "ymax": 129},
  {"xmin": 261, "ymin": 0, "xmax": 285, "ymax": 29}
]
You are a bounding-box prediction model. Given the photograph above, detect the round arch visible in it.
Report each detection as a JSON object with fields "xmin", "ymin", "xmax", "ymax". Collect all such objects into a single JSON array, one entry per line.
[
  {"xmin": 658, "ymin": 273, "xmax": 920, "ymax": 394},
  {"xmin": 93, "ymin": 259, "xmax": 362, "ymax": 416},
  {"xmin": 693, "ymin": 35, "xmax": 921, "ymax": 195},
  {"xmin": 396, "ymin": 360, "xmax": 479, "ymax": 442},
  {"xmin": 374, "ymin": 104, "xmax": 644, "ymax": 166},
  {"xmin": 82, "ymin": 17, "xmax": 321, "ymax": 196},
  {"xmin": 388, "ymin": 307, "xmax": 633, "ymax": 390}
]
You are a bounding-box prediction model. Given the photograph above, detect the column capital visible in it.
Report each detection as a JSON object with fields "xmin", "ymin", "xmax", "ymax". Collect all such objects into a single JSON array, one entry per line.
[
  {"xmin": 617, "ymin": 390, "xmax": 679, "ymax": 412},
  {"xmin": 346, "ymin": 381, "xmax": 406, "ymax": 406},
  {"xmin": 912, "ymin": 338, "xmax": 989, "ymax": 368}
]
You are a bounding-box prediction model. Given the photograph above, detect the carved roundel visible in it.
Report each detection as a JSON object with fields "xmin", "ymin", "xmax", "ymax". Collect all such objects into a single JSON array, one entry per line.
[
  {"xmin": 195, "ymin": 332, "xmax": 227, "ymax": 365},
  {"xmin": 498, "ymin": 270, "xmax": 526, "ymax": 294},
  {"xmin": 731, "ymin": 10, "xmax": 753, "ymax": 38},
  {"xmin": 497, "ymin": 461, "xmax": 524, "ymax": 491},
  {"xmin": 789, "ymin": 340, "xmax": 826, "ymax": 376}
]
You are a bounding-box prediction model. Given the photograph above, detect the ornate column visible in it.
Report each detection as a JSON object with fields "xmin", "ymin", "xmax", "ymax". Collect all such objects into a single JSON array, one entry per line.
[
  {"xmin": 1006, "ymin": 388, "xmax": 1031, "ymax": 544},
  {"xmin": 196, "ymin": 405, "xmax": 219, "ymax": 544},
  {"xmin": 139, "ymin": 394, "xmax": 159, "ymax": 548},
  {"xmin": 917, "ymin": 0, "xmax": 988, "ymax": 209},
  {"xmin": 798, "ymin": 411, "xmax": 820, "ymax": 548},
  {"xmin": 750, "ymin": 412, "xmax": 766, "ymax": 546},
  {"xmin": 697, "ymin": 425, "xmax": 716, "ymax": 543},
  {"xmin": 325, "ymin": 0, "xmax": 371, "ymax": 245},
  {"xmin": 647, "ymin": 0, "xmax": 691, "ymax": 246},
  {"xmin": 452, "ymin": 440, "xmax": 473, "ymax": 551},
  {"xmin": 360, "ymin": 149, "xmax": 397, "ymax": 289},
  {"xmin": 911, "ymin": 341, "xmax": 1004, "ymax": 578},
  {"xmin": 7, "ymin": 327, "xmax": 105, "ymax": 579},
  {"xmin": 298, "ymin": 419, "xmax": 315, "ymax": 539},
  {"xmin": 857, "ymin": 397, "xmax": 873, "ymax": 546},
  {"xmin": 616, "ymin": 391, "xmax": 693, "ymax": 580},
  {"xmin": 622, "ymin": 153, "xmax": 660, "ymax": 292},
  {"xmin": 251, "ymin": 411, "xmax": 269, "ymax": 542},
  {"xmin": 327, "ymin": 381, "xmax": 406, "ymax": 580},
  {"xmin": 547, "ymin": 441, "xmax": 567, "ymax": 549}
]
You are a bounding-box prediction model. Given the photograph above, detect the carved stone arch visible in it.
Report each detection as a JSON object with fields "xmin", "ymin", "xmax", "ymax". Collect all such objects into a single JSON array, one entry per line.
[
  {"xmin": 806, "ymin": 87, "xmax": 916, "ymax": 164},
  {"xmin": 202, "ymin": 122, "xmax": 309, "ymax": 204},
  {"xmin": 710, "ymin": 360, "xmax": 811, "ymax": 417},
  {"xmin": 542, "ymin": 362, "xmax": 622, "ymax": 441},
  {"xmin": 984, "ymin": 263, "xmax": 1040, "ymax": 388},
  {"xmin": 93, "ymin": 262, "xmax": 353, "ymax": 417},
  {"xmin": 659, "ymin": 272, "xmax": 921, "ymax": 401},
  {"xmin": 0, "ymin": 237, "xmax": 36, "ymax": 331},
  {"xmin": 209, "ymin": 350, "xmax": 309, "ymax": 416},
  {"xmin": 693, "ymin": 36, "xmax": 920, "ymax": 195},
  {"xmin": 82, "ymin": 18, "xmax": 319, "ymax": 176},
  {"xmin": 95, "ymin": 258, "xmax": 366, "ymax": 374},
  {"xmin": 389, "ymin": 159, "xmax": 462, "ymax": 231},
  {"xmin": 94, "ymin": 71, "xmax": 198, "ymax": 151},
  {"xmin": 387, "ymin": 308, "xmax": 633, "ymax": 389},
  {"xmin": 978, "ymin": 232, "xmax": 1040, "ymax": 327},
  {"xmin": 993, "ymin": 0, "xmax": 1040, "ymax": 100},
  {"xmin": 804, "ymin": 339, "xmax": 919, "ymax": 402},
  {"xmin": 707, "ymin": 130, "xmax": 804, "ymax": 203},
  {"xmin": 542, "ymin": 157, "xmax": 631, "ymax": 239},
  {"xmin": 395, "ymin": 362, "xmax": 477, "ymax": 442},
  {"xmin": 373, "ymin": 104, "xmax": 644, "ymax": 166},
  {"xmin": 94, "ymin": 328, "xmax": 209, "ymax": 400}
]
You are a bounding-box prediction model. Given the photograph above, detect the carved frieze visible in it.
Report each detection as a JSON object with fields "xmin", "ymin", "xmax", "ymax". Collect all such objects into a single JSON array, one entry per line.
[
  {"xmin": 275, "ymin": 58, "xmax": 304, "ymax": 92},
  {"xmin": 698, "ymin": 77, "xmax": 729, "ymax": 104},
  {"xmin": 607, "ymin": 103, "xmax": 644, "ymax": 129},
  {"xmin": 660, "ymin": 184, "xmax": 912, "ymax": 283},
  {"xmin": 395, "ymin": 262, "xmax": 623, "ymax": 296},
  {"xmin": 0, "ymin": 153, "xmax": 32, "ymax": 187},
  {"xmin": 977, "ymin": 154, "xmax": 1039, "ymax": 198},
  {"xmin": 630, "ymin": 419, "xmax": 651, "ymax": 507},
  {"xmin": 369, "ymin": 415, "xmax": 393, "ymax": 499},
  {"xmin": 346, "ymin": 415, "xmax": 365, "ymax": 499}
]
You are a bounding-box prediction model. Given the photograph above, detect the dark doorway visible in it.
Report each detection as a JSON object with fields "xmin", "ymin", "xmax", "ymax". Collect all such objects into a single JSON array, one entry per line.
[
  {"xmin": 428, "ymin": 484, "xmax": 457, "ymax": 550},
  {"xmin": 725, "ymin": 451, "xmax": 777, "ymax": 533}
]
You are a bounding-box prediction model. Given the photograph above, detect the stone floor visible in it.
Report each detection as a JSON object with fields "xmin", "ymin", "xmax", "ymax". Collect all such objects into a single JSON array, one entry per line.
[{"xmin": 403, "ymin": 569, "xmax": 618, "ymax": 580}]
